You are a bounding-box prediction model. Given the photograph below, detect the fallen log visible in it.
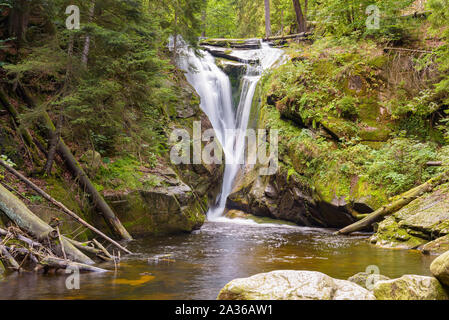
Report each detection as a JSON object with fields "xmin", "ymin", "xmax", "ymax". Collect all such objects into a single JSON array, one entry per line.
[
  {"xmin": 199, "ymin": 38, "xmax": 261, "ymax": 49},
  {"xmin": 201, "ymin": 47, "xmax": 260, "ymax": 65},
  {"xmin": 0, "ymin": 159, "xmax": 132, "ymax": 254},
  {"xmin": 41, "ymin": 256, "xmax": 108, "ymax": 273},
  {"xmin": 427, "ymin": 161, "xmax": 443, "ymax": 167},
  {"xmin": 0, "ymin": 183, "xmax": 94, "ymax": 264},
  {"xmin": 0, "ymin": 245, "xmax": 20, "ymax": 271},
  {"xmin": 336, "ymin": 171, "xmax": 449, "ymax": 235}
]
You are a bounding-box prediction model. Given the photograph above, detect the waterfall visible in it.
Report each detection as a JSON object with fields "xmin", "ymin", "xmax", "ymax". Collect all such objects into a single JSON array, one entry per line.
[{"xmin": 175, "ymin": 40, "xmax": 283, "ymax": 220}]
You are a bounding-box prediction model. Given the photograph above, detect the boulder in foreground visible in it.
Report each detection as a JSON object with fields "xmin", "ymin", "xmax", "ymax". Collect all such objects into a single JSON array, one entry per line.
[
  {"xmin": 430, "ymin": 250, "xmax": 449, "ymax": 287},
  {"xmin": 217, "ymin": 270, "xmax": 375, "ymax": 300},
  {"xmin": 373, "ymin": 275, "xmax": 449, "ymax": 300}
]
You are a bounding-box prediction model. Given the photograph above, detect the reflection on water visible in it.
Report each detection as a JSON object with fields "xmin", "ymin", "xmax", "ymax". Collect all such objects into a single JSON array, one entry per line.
[{"xmin": 0, "ymin": 221, "xmax": 435, "ymax": 300}]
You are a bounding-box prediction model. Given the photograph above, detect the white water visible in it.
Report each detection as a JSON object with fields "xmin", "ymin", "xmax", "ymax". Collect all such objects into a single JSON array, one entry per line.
[{"xmin": 175, "ymin": 40, "xmax": 283, "ymax": 220}]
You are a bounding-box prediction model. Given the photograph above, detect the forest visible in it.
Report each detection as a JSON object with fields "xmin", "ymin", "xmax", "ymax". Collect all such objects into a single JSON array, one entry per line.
[{"xmin": 0, "ymin": 0, "xmax": 449, "ymax": 302}]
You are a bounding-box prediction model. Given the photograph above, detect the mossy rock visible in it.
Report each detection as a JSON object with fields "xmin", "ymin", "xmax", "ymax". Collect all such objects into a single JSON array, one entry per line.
[
  {"xmin": 373, "ymin": 275, "xmax": 449, "ymax": 300},
  {"xmin": 422, "ymin": 236, "xmax": 449, "ymax": 256},
  {"xmin": 373, "ymin": 183, "xmax": 449, "ymax": 250},
  {"xmin": 347, "ymin": 272, "xmax": 390, "ymax": 290},
  {"xmin": 105, "ymin": 184, "xmax": 205, "ymax": 237},
  {"xmin": 430, "ymin": 250, "xmax": 449, "ymax": 288}
]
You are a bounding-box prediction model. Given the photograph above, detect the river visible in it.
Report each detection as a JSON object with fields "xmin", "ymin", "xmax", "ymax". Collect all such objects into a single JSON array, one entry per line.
[{"xmin": 0, "ymin": 221, "xmax": 435, "ymax": 300}]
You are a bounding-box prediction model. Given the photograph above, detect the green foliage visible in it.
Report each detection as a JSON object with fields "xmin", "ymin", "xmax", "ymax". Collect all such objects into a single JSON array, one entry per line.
[{"xmin": 95, "ymin": 156, "xmax": 143, "ymax": 191}]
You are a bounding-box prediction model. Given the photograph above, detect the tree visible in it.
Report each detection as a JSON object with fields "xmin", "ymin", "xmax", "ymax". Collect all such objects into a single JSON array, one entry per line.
[
  {"xmin": 264, "ymin": 0, "xmax": 272, "ymax": 37},
  {"xmin": 292, "ymin": 0, "xmax": 306, "ymax": 33}
]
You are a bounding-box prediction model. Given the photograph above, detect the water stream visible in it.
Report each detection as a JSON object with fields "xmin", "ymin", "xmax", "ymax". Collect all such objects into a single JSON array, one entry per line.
[{"xmin": 176, "ymin": 41, "xmax": 283, "ymax": 219}]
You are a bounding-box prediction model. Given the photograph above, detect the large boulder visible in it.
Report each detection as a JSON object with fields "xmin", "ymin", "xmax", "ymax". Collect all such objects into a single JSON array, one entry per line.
[
  {"xmin": 106, "ymin": 183, "xmax": 205, "ymax": 237},
  {"xmin": 217, "ymin": 270, "xmax": 376, "ymax": 300},
  {"xmin": 373, "ymin": 275, "xmax": 449, "ymax": 300},
  {"xmin": 371, "ymin": 183, "xmax": 449, "ymax": 250},
  {"xmin": 430, "ymin": 250, "xmax": 449, "ymax": 287},
  {"xmin": 227, "ymin": 168, "xmax": 356, "ymax": 228},
  {"xmin": 348, "ymin": 272, "xmax": 390, "ymax": 290}
]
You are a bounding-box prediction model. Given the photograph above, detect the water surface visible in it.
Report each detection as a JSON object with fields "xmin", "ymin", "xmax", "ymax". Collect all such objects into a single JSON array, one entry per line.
[{"xmin": 0, "ymin": 221, "xmax": 435, "ymax": 300}]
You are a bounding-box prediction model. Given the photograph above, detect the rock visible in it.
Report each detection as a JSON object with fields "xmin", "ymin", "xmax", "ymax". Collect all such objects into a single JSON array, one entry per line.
[
  {"xmin": 0, "ymin": 260, "xmax": 4, "ymax": 280},
  {"xmin": 373, "ymin": 275, "xmax": 449, "ymax": 300},
  {"xmin": 217, "ymin": 270, "xmax": 376, "ymax": 300},
  {"xmin": 227, "ymin": 168, "xmax": 356, "ymax": 228},
  {"xmin": 80, "ymin": 150, "xmax": 102, "ymax": 172},
  {"xmin": 422, "ymin": 235, "xmax": 449, "ymax": 255},
  {"xmin": 105, "ymin": 183, "xmax": 205, "ymax": 236},
  {"xmin": 430, "ymin": 250, "xmax": 449, "ymax": 287},
  {"xmin": 372, "ymin": 183, "xmax": 449, "ymax": 250},
  {"xmin": 348, "ymin": 272, "xmax": 390, "ymax": 290}
]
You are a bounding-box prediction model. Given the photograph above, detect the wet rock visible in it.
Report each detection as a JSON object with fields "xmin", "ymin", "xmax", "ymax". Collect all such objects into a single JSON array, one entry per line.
[
  {"xmin": 422, "ymin": 235, "xmax": 449, "ymax": 255},
  {"xmin": 430, "ymin": 250, "xmax": 449, "ymax": 288},
  {"xmin": 372, "ymin": 183, "xmax": 449, "ymax": 250},
  {"xmin": 348, "ymin": 272, "xmax": 390, "ymax": 290},
  {"xmin": 373, "ymin": 275, "xmax": 449, "ymax": 300},
  {"xmin": 217, "ymin": 270, "xmax": 376, "ymax": 300},
  {"xmin": 227, "ymin": 169, "xmax": 356, "ymax": 228}
]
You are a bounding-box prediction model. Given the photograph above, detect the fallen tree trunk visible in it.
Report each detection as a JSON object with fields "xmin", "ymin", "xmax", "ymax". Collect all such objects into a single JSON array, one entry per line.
[
  {"xmin": 0, "ymin": 245, "xmax": 20, "ymax": 271},
  {"xmin": 41, "ymin": 256, "xmax": 107, "ymax": 273},
  {"xmin": 40, "ymin": 112, "xmax": 132, "ymax": 241},
  {"xmin": 0, "ymin": 184, "xmax": 94, "ymax": 264},
  {"xmin": 336, "ymin": 171, "xmax": 449, "ymax": 235},
  {"xmin": 0, "ymin": 159, "xmax": 132, "ymax": 254},
  {"xmin": 201, "ymin": 47, "xmax": 260, "ymax": 64}
]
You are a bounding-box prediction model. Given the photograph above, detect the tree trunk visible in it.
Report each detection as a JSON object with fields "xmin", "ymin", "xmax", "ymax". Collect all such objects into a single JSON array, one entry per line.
[
  {"xmin": 43, "ymin": 114, "xmax": 62, "ymax": 175},
  {"xmin": 81, "ymin": 1, "xmax": 95, "ymax": 67},
  {"xmin": 292, "ymin": 0, "xmax": 306, "ymax": 33},
  {"xmin": 336, "ymin": 171, "xmax": 449, "ymax": 235},
  {"xmin": 0, "ymin": 184, "xmax": 94, "ymax": 264},
  {"xmin": 264, "ymin": 0, "xmax": 272, "ymax": 37},
  {"xmin": 14, "ymin": 86, "xmax": 132, "ymax": 241},
  {"xmin": 41, "ymin": 112, "xmax": 132, "ymax": 241}
]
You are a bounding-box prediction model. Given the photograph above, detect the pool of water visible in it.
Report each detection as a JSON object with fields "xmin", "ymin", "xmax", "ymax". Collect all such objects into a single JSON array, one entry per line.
[{"xmin": 0, "ymin": 220, "xmax": 435, "ymax": 300}]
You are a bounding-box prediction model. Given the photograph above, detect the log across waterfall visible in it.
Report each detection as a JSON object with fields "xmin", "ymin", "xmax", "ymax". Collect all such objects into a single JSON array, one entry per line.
[{"xmin": 174, "ymin": 40, "xmax": 283, "ymax": 220}]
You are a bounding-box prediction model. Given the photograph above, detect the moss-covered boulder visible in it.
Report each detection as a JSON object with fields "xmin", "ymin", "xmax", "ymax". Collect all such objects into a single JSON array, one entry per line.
[
  {"xmin": 106, "ymin": 183, "xmax": 205, "ymax": 237},
  {"xmin": 373, "ymin": 275, "xmax": 449, "ymax": 300},
  {"xmin": 217, "ymin": 270, "xmax": 375, "ymax": 300},
  {"xmin": 371, "ymin": 183, "xmax": 449, "ymax": 249},
  {"xmin": 347, "ymin": 272, "xmax": 390, "ymax": 290},
  {"xmin": 430, "ymin": 251, "xmax": 449, "ymax": 288}
]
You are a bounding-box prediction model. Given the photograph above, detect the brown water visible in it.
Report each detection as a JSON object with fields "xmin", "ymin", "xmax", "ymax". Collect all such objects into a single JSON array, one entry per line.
[{"xmin": 0, "ymin": 220, "xmax": 435, "ymax": 300}]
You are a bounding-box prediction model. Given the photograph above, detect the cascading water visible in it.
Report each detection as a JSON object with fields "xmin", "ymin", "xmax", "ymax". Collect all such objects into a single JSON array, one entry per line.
[{"xmin": 174, "ymin": 39, "xmax": 283, "ymax": 220}]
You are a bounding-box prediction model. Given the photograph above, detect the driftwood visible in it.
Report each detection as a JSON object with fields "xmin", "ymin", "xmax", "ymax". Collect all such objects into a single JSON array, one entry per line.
[
  {"xmin": 336, "ymin": 171, "xmax": 449, "ymax": 235},
  {"xmin": 0, "ymin": 159, "xmax": 132, "ymax": 254},
  {"xmin": 41, "ymin": 256, "xmax": 107, "ymax": 273},
  {"xmin": 0, "ymin": 245, "xmax": 20, "ymax": 270},
  {"xmin": 0, "ymin": 183, "xmax": 94, "ymax": 264}
]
